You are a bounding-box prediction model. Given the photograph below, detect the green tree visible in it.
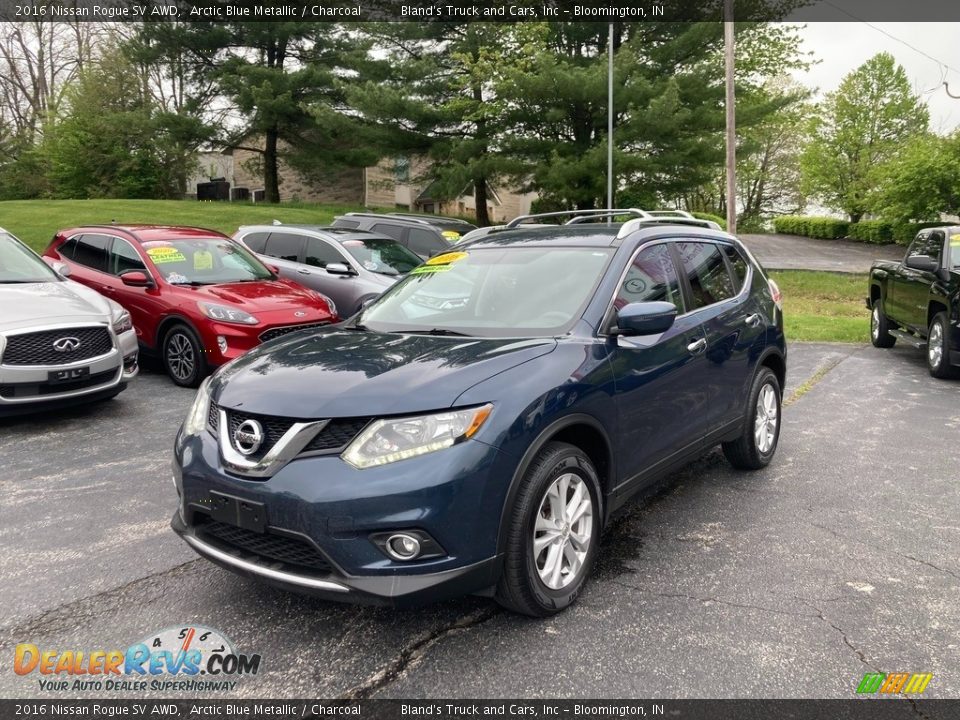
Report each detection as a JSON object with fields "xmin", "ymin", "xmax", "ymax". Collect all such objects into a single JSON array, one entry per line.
[
  {"xmin": 800, "ymin": 52, "xmax": 928, "ymax": 223},
  {"xmin": 874, "ymin": 132, "xmax": 960, "ymax": 222}
]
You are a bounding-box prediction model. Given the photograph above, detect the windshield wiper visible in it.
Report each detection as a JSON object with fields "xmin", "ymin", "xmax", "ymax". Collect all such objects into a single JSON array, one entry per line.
[{"xmin": 398, "ymin": 328, "xmax": 473, "ymax": 337}]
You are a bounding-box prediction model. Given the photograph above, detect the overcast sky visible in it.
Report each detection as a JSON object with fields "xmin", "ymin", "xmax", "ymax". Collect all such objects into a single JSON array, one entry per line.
[{"xmin": 788, "ymin": 22, "xmax": 960, "ymax": 132}]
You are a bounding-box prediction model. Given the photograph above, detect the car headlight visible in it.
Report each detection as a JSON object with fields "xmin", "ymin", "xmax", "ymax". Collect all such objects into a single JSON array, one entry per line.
[
  {"xmin": 108, "ymin": 301, "xmax": 133, "ymax": 334},
  {"xmin": 342, "ymin": 404, "xmax": 493, "ymax": 469},
  {"xmin": 198, "ymin": 302, "xmax": 258, "ymax": 325},
  {"xmin": 182, "ymin": 377, "xmax": 213, "ymax": 437}
]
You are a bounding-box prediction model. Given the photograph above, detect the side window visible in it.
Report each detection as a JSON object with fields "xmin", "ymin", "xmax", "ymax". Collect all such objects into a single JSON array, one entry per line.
[
  {"xmin": 371, "ymin": 223, "xmax": 404, "ymax": 241},
  {"xmin": 69, "ymin": 234, "xmax": 111, "ymax": 273},
  {"xmin": 721, "ymin": 244, "xmax": 749, "ymax": 292},
  {"xmin": 59, "ymin": 237, "xmax": 79, "ymax": 261},
  {"xmin": 241, "ymin": 232, "xmax": 268, "ymax": 254},
  {"xmin": 676, "ymin": 242, "xmax": 736, "ymax": 310},
  {"xmin": 336, "ymin": 220, "xmax": 360, "ymax": 229},
  {"xmin": 110, "ymin": 238, "xmax": 146, "ymax": 275},
  {"xmin": 305, "ymin": 238, "xmax": 346, "ymax": 268},
  {"xmin": 614, "ymin": 244, "xmax": 685, "ymax": 313},
  {"xmin": 264, "ymin": 232, "xmax": 305, "ymax": 262},
  {"xmin": 924, "ymin": 231, "xmax": 944, "ymax": 264},
  {"xmin": 906, "ymin": 234, "xmax": 928, "ymax": 260},
  {"xmin": 407, "ymin": 228, "xmax": 444, "ymax": 257}
]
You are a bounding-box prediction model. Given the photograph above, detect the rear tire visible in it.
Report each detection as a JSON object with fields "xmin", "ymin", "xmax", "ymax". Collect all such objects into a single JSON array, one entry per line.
[
  {"xmin": 723, "ymin": 367, "xmax": 781, "ymax": 470},
  {"xmin": 495, "ymin": 442, "xmax": 602, "ymax": 617},
  {"xmin": 161, "ymin": 324, "xmax": 208, "ymax": 388},
  {"xmin": 870, "ymin": 301, "xmax": 896, "ymax": 348},
  {"xmin": 927, "ymin": 312, "xmax": 958, "ymax": 379}
]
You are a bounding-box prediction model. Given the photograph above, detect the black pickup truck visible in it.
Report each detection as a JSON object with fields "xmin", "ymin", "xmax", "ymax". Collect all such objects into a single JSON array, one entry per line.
[{"xmin": 867, "ymin": 226, "xmax": 960, "ymax": 378}]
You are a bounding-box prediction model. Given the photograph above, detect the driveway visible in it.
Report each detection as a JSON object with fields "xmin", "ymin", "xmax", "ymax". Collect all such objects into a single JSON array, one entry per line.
[
  {"xmin": 1, "ymin": 344, "xmax": 958, "ymax": 699},
  {"xmin": 740, "ymin": 234, "xmax": 903, "ymax": 273}
]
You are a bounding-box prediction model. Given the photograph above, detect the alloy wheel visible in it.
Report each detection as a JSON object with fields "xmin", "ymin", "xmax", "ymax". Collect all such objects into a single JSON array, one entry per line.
[
  {"xmin": 532, "ymin": 472, "xmax": 593, "ymax": 590},
  {"xmin": 167, "ymin": 333, "xmax": 195, "ymax": 381},
  {"xmin": 929, "ymin": 321, "xmax": 943, "ymax": 369},
  {"xmin": 754, "ymin": 383, "xmax": 778, "ymax": 454},
  {"xmin": 871, "ymin": 307, "xmax": 880, "ymax": 341}
]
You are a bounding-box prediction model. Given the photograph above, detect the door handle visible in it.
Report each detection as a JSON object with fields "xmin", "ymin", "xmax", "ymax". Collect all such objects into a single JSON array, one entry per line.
[
  {"xmin": 297, "ymin": 268, "xmax": 312, "ymax": 275},
  {"xmin": 745, "ymin": 313, "xmax": 761, "ymax": 327},
  {"xmin": 687, "ymin": 338, "xmax": 707, "ymax": 355}
]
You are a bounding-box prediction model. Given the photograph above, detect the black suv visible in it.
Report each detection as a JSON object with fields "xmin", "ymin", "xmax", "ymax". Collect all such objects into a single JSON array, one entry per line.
[{"xmin": 332, "ymin": 212, "xmax": 477, "ymax": 259}]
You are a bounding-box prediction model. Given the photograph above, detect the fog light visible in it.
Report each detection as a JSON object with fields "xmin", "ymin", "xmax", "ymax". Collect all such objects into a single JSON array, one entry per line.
[
  {"xmin": 217, "ymin": 335, "xmax": 228, "ymax": 353},
  {"xmin": 385, "ymin": 533, "xmax": 421, "ymax": 561}
]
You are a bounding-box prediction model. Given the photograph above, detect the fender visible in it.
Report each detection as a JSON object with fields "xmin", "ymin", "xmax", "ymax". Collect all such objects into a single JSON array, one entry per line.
[
  {"xmin": 155, "ymin": 313, "xmax": 204, "ymax": 350},
  {"xmin": 495, "ymin": 412, "xmax": 613, "ymax": 556}
]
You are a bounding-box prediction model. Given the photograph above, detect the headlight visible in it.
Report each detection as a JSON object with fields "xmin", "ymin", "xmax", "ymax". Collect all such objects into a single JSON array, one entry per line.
[
  {"xmin": 108, "ymin": 302, "xmax": 133, "ymax": 334},
  {"xmin": 182, "ymin": 377, "xmax": 213, "ymax": 437},
  {"xmin": 342, "ymin": 404, "xmax": 493, "ymax": 469},
  {"xmin": 198, "ymin": 302, "xmax": 258, "ymax": 325}
]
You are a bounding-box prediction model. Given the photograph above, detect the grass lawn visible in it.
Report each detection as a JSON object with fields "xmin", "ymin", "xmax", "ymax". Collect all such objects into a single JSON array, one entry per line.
[
  {"xmin": 770, "ymin": 270, "xmax": 869, "ymax": 344},
  {"xmin": 0, "ymin": 199, "xmax": 363, "ymax": 252}
]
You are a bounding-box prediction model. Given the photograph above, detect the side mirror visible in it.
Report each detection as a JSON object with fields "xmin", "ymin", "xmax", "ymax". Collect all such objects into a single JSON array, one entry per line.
[
  {"xmin": 266, "ymin": 264, "xmax": 280, "ymax": 275},
  {"xmin": 120, "ymin": 270, "xmax": 153, "ymax": 287},
  {"xmin": 50, "ymin": 260, "xmax": 71, "ymax": 277},
  {"xmin": 326, "ymin": 262, "xmax": 355, "ymax": 276},
  {"xmin": 359, "ymin": 295, "xmax": 378, "ymax": 310},
  {"xmin": 613, "ymin": 301, "xmax": 677, "ymax": 336},
  {"xmin": 905, "ymin": 255, "xmax": 938, "ymax": 272}
]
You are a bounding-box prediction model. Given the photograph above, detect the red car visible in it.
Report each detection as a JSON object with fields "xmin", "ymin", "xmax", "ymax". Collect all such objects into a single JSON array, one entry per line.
[{"xmin": 44, "ymin": 225, "xmax": 337, "ymax": 387}]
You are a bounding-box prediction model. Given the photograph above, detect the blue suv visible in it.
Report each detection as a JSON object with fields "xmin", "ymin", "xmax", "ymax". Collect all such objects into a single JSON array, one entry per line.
[{"xmin": 172, "ymin": 209, "xmax": 786, "ymax": 616}]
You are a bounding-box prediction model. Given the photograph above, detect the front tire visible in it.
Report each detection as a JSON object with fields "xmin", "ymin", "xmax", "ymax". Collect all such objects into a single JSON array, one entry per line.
[
  {"xmin": 723, "ymin": 367, "xmax": 781, "ymax": 470},
  {"xmin": 162, "ymin": 324, "xmax": 208, "ymax": 388},
  {"xmin": 927, "ymin": 312, "xmax": 958, "ymax": 379},
  {"xmin": 495, "ymin": 442, "xmax": 602, "ymax": 617},
  {"xmin": 870, "ymin": 301, "xmax": 896, "ymax": 348}
]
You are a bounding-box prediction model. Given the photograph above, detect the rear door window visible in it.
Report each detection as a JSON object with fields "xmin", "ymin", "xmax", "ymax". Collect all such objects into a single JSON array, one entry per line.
[
  {"xmin": 721, "ymin": 244, "xmax": 749, "ymax": 292},
  {"xmin": 371, "ymin": 223, "xmax": 405, "ymax": 241},
  {"xmin": 676, "ymin": 242, "xmax": 736, "ymax": 310},
  {"xmin": 407, "ymin": 228, "xmax": 445, "ymax": 257},
  {"xmin": 66, "ymin": 234, "xmax": 111, "ymax": 273},
  {"xmin": 264, "ymin": 232, "xmax": 306, "ymax": 262}
]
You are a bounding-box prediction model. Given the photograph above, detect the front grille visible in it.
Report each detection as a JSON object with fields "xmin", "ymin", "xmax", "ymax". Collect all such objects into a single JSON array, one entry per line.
[
  {"xmin": 224, "ymin": 408, "xmax": 298, "ymax": 460},
  {"xmin": 208, "ymin": 403, "xmax": 219, "ymax": 433},
  {"xmin": 2, "ymin": 326, "xmax": 114, "ymax": 366},
  {"xmin": 0, "ymin": 369, "xmax": 118, "ymax": 399},
  {"xmin": 303, "ymin": 418, "xmax": 370, "ymax": 453},
  {"xmin": 259, "ymin": 322, "xmax": 329, "ymax": 344},
  {"xmin": 198, "ymin": 519, "xmax": 333, "ymax": 573}
]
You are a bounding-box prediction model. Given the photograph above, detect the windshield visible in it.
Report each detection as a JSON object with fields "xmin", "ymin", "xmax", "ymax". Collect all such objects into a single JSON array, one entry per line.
[
  {"xmin": 951, "ymin": 232, "xmax": 960, "ymax": 268},
  {"xmin": 142, "ymin": 239, "xmax": 272, "ymax": 285},
  {"xmin": 359, "ymin": 247, "xmax": 613, "ymax": 337},
  {"xmin": 0, "ymin": 233, "xmax": 59, "ymax": 283},
  {"xmin": 341, "ymin": 237, "xmax": 421, "ymax": 276}
]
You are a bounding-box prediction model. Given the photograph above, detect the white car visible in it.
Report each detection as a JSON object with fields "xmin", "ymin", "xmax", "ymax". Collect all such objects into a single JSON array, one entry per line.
[{"xmin": 0, "ymin": 228, "xmax": 138, "ymax": 416}]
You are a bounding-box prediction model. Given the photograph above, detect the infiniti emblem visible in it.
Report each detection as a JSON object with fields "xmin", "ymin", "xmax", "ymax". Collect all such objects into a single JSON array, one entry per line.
[
  {"xmin": 233, "ymin": 419, "xmax": 264, "ymax": 456},
  {"xmin": 52, "ymin": 336, "xmax": 81, "ymax": 353}
]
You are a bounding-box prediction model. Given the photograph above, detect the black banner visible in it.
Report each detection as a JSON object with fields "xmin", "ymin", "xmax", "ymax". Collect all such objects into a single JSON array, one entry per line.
[
  {"xmin": 2, "ymin": 700, "xmax": 960, "ymax": 720},
  {"xmin": 0, "ymin": 0, "xmax": 959, "ymax": 23}
]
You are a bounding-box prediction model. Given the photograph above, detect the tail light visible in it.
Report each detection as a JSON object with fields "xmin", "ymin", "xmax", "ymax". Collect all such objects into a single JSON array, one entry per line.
[{"xmin": 767, "ymin": 278, "xmax": 782, "ymax": 309}]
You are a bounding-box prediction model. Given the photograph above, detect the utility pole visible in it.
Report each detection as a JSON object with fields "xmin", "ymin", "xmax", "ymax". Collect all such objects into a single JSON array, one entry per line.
[
  {"xmin": 724, "ymin": 0, "xmax": 737, "ymax": 234},
  {"xmin": 607, "ymin": 22, "xmax": 615, "ymax": 216}
]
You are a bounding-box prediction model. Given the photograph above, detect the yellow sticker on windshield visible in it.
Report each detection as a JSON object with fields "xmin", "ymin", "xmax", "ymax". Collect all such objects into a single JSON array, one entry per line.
[
  {"xmin": 410, "ymin": 265, "xmax": 452, "ymax": 275},
  {"xmin": 426, "ymin": 251, "xmax": 467, "ymax": 266},
  {"xmin": 146, "ymin": 246, "xmax": 186, "ymax": 264},
  {"xmin": 441, "ymin": 230, "xmax": 461, "ymax": 240},
  {"xmin": 951, "ymin": 233, "xmax": 960, "ymax": 245},
  {"xmin": 194, "ymin": 249, "xmax": 214, "ymax": 271}
]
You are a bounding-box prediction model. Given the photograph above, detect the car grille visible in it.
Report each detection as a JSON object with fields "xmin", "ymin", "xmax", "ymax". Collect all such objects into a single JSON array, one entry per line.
[
  {"xmin": 0, "ymin": 369, "xmax": 118, "ymax": 399},
  {"xmin": 209, "ymin": 403, "xmax": 369, "ymax": 457},
  {"xmin": 303, "ymin": 418, "xmax": 371, "ymax": 453},
  {"xmin": 198, "ymin": 519, "xmax": 333, "ymax": 573},
  {"xmin": 1, "ymin": 326, "xmax": 114, "ymax": 366},
  {"xmin": 259, "ymin": 322, "xmax": 329, "ymax": 344}
]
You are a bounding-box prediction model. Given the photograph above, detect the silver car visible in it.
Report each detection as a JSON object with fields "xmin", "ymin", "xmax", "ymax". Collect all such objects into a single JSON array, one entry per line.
[
  {"xmin": 233, "ymin": 224, "xmax": 422, "ymax": 315},
  {"xmin": 0, "ymin": 228, "xmax": 138, "ymax": 416}
]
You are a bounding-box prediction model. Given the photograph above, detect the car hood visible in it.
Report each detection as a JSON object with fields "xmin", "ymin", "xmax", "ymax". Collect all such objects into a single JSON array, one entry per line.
[
  {"xmin": 0, "ymin": 280, "xmax": 112, "ymax": 332},
  {"xmin": 192, "ymin": 279, "xmax": 325, "ymax": 311},
  {"xmin": 213, "ymin": 329, "xmax": 557, "ymax": 418}
]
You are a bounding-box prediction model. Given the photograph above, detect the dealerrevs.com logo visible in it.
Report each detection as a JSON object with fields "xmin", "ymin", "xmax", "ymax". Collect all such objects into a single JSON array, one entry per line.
[{"xmin": 14, "ymin": 625, "xmax": 261, "ymax": 693}]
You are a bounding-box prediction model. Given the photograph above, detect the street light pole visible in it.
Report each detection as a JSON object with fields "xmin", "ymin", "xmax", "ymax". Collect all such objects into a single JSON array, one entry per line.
[
  {"xmin": 607, "ymin": 22, "xmax": 614, "ymax": 216},
  {"xmin": 724, "ymin": 0, "xmax": 736, "ymax": 235}
]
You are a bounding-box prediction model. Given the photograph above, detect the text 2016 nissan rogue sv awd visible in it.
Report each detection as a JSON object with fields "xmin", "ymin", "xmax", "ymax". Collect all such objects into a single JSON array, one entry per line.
[{"xmin": 172, "ymin": 210, "xmax": 786, "ymax": 616}]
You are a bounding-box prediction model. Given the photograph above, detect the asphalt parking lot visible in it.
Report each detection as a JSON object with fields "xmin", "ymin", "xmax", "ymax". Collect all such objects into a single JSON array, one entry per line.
[
  {"xmin": 739, "ymin": 234, "xmax": 903, "ymax": 273},
  {"xmin": 1, "ymin": 342, "xmax": 958, "ymax": 699}
]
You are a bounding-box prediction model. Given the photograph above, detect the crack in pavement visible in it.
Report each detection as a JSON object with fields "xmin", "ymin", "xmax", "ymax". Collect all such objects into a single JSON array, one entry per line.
[
  {"xmin": 336, "ymin": 606, "xmax": 501, "ymax": 701},
  {"xmin": 798, "ymin": 599, "xmax": 875, "ymax": 671},
  {"xmin": 808, "ymin": 521, "xmax": 960, "ymax": 582},
  {"xmin": 610, "ymin": 579, "xmax": 815, "ymax": 619},
  {"xmin": 0, "ymin": 559, "xmax": 200, "ymax": 641}
]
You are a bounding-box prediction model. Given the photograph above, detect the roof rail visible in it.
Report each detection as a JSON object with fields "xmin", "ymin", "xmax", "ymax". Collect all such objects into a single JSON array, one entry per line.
[
  {"xmin": 343, "ymin": 211, "xmax": 433, "ymax": 226},
  {"xmin": 616, "ymin": 216, "xmax": 721, "ymax": 239},
  {"xmin": 646, "ymin": 210, "xmax": 694, "ymax": 219},
  {"xmin": 505, "ymin": 208, "xmax": 654, "ymax": 229}
]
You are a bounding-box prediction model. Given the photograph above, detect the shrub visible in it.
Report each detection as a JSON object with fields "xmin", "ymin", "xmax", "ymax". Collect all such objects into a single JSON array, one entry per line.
[
  {"xmin": 847, "ymin": 220, "xmax": 893, "ymax": 244},
  {"xmin": 774, "ymin": 215, "xmax": 848, "ymax": 239},
  {"xmin": 691, "ymin": 211, "xmax": 727, "ymax": 230}
]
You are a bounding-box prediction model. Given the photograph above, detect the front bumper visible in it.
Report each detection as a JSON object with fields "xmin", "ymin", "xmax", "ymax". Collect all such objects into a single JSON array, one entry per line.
[{"xmin": 172, "ymin": 428, "xmax": 515, "ymax": 606}]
